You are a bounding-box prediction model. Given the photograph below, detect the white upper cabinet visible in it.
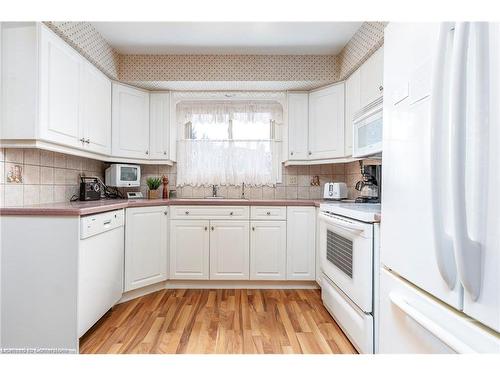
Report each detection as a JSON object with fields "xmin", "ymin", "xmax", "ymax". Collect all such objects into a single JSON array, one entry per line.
[
  {"xmin": 359, "ymin": 46, "xmax": 384, "ymax": 108},
  {"xmin": 80, "ymin": 62, "xmax": 112, "ymax": 155},
  {"xmin": 344, "ymin": 69, "xmax": 361, "ymax": 157},
  {"xmin": 124, "ymin": 206, "xmax": 168, "ymax": 292},
  {"xmin": 210, "ymin": 220, "xmax": 250, "ymax": 280},
  {"xmin": 250, "ymin": 220, "xmax": 287, "ymax": 280},
  {"xmin": 39, "ymin": 26, "xmax": 82, "ymax": 148},
  {"xmin": 287, "ymin": 207, "xmax": 316, "ymax": 280},
  {"xmin": 149, "ymin": 92, "xmax": 170, "ymax": 160},
  {"xmin": 112, "ymin": 83, "xmax": 150, "ymax": 159},
  {"xmin": 287, "ymin": 92, "xmax": 309, "ymax": 160},
  {"xmin": 1, "ymin": 23, "xmax": 113, "ymax": 158},
  {"xmin": 308, "ymin": 83, "xmax": 345, "ymax": 160}
]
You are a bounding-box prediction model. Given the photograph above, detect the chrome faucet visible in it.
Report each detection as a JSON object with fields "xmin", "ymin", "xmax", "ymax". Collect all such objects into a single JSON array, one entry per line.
[
  {"xmin": 212, "ymin": 184, "xmax": 218, "ymax": 197},
  {"xmin": 241, "ymin": 182, "xmax": 245, "ymax": 199}
]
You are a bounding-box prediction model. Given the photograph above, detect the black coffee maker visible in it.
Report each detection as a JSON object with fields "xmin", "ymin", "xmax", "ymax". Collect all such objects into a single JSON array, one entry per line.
[{"xmin": 355, "ymin": 163, "xmax": 381, "ymax": 203}]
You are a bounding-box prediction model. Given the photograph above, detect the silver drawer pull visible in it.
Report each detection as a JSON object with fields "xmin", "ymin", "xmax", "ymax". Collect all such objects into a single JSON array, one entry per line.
[
  {"xmin": 204, "ymin": 226, "xmax": 208, "ymax": 231},
  {"xmin": 185, "ymin": 211, "xmax": 189, "ymax": 215},
  {"xmin": 266, "ymin": 211, "xmax": 271, "ymax": 215},
  {"xmin": 229, "ymin": 212, "xmax": 234, "ymax": 216},
  {"xmin": 103, "ymin": 219, "xmax": 111, "ymax": 225}
]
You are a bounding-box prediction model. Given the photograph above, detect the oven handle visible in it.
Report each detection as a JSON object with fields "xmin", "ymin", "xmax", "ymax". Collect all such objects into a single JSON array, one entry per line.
[{"xmin": 318, "ymin": 213, "xmax": 366, "ymax": 233}]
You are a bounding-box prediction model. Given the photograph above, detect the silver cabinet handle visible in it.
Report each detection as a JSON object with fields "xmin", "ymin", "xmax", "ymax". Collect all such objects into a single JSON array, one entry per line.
[
  {"xmin": 266, "ymin": 211, "xmax": 271, "ymax": 215},
  {"xmin": 252, "ymin": 227, "xmax": 255, "ymax": 231},
  {"xmin": 290, "ymin": 151, "xmax": 294, "ymax": 156},
  {"xmin": 308, "ymin": 151, "xmax": 312, "ymax": 155},
  {"xmin": 379, "ymin": 85, "xmax": 384, "ymax": 92},
  {"xmin": 211, "ymin": 226, "xmax": 215, "ymax": 231},
  {"xmin": 164, "ymin": 211, "xmax": 167, "ymax": 215},
  {"xmin": 163, "ymin": 151, "xmax": 167, "ymax": 155},
  {"xmin": 185, "ymin": 211, "xmax": 189, "ymax": 215},
  {"xmin": 79, "ymin": 138, "xmax": 85, "ymax": 143},
  {"xmin": 85, "ymin": 138, "xmax": 90, "ymax": 144},
  {"xmin": 204, "ymin": 226, "xmax": 208, "ymax": 231},
  {"xmin": 146, "ymin": 150, "xmax": 149, "ymax": 155},
  {"xmin": 229, "ymin": 212, "xmax": 234, "ymax": 216}
]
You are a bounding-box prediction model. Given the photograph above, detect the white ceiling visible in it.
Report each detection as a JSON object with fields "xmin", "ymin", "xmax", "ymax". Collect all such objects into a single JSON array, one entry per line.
[{"xmin": 92, "ymin": 22, "xmax": 362, "ymax": 55}]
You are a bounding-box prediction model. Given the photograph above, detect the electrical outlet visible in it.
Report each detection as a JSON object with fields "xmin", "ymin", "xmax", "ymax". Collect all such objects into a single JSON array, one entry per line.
[{"xmin": 287, "ymin": 175, "xmax": 298, "ymax": 186}]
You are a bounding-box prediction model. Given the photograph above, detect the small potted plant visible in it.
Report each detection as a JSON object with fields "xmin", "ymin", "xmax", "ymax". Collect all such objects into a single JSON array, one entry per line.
[{"xmin": 146, "ymin": 177, "xmax": 162, "ymax": 199}]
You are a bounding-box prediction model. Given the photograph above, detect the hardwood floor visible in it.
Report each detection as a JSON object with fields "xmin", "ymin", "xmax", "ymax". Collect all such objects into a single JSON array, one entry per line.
[{"xmin": 79, "ymin": 289, "xmax": 357, "ymax": 354}]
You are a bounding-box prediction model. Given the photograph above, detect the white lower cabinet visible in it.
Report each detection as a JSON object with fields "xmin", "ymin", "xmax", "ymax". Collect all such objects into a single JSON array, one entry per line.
[
  {"xmin": 210, "ymin": 221, "xmax": 250, "ymax": 280},
  {"xmin": 169, "ymin": 220, "xmax": 210, "ymax": 280},
  {"xmin": 250, "ymin": 221, "xmax": 287, "ymax": 280},
  {"xmin": 286, "ymin": 206, "xmax": 316, "ymax": 280},
  {"xmin": 124, "ymin": 206, "xmax": 168, "ymax": 292},
  {"xmin": 168, "ymin": 206, "xmax": 316, "ymax": 282}
]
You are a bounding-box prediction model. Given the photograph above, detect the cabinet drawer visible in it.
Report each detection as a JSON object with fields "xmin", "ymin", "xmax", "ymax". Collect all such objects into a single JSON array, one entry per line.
[
  {"xmin": 169, "ymin": 205, "xmax": 249, "ymax": 220},
  {"xmin": 250, "ymin": 206, "xmax": 287, "ymax": 220}
]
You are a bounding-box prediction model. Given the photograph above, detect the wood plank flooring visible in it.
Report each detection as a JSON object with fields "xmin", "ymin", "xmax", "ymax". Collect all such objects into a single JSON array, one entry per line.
[{"xmin": 79, "ymin": 289, "xmax": 357, "ymax": 354}]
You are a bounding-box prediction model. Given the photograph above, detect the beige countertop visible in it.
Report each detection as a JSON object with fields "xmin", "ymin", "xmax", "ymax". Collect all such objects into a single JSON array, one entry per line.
[{"xmin": 0, "ymin": 198, "xmax": 322, "ymax": 217}]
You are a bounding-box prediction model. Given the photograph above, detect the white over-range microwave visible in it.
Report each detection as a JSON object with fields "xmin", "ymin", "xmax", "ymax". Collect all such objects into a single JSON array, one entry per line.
[
  {"xmin": 352, "ymin": 97, "xmax": 383, "ymax": 158},
  {"xmin": 105, "ymin": 164, "xmax": 141, "ymax": 187}
]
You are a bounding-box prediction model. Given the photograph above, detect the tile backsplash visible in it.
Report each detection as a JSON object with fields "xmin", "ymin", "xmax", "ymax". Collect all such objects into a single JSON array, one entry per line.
[
  {"xmin": 0, "ymin": 148, "xmax": 104, "ymax": 207},
  {"xmin": 1, "ymin": 148, "xmax": 380, "ymax": 206},
  {"xmin": 119, "ymin": 162, "xmax": 348, "ymax": 201}
]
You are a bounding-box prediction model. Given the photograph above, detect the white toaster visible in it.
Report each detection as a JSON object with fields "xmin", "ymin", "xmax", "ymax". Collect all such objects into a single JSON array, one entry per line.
[{"xmin": 323, "ymin": 182, "xmax": 348, "ymax": 200}]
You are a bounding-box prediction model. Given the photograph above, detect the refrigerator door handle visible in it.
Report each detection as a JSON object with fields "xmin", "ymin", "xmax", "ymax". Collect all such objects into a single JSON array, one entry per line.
[
  {"xmin": 449, "ymin": 22, "xmax": 483, "ymax": 301},
  {"xmin": 430, "ymin": 22, "xmax": 458, "ymax": 290},
  {"xmin": 389, "ymin": 292, "xmax": 476, "ymax": 353}
]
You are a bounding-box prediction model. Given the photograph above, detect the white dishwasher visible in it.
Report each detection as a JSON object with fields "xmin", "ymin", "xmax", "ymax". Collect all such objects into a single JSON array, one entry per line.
[{"xmin": 78, "ymin": 209, "xmax": 125, "ymax": 337}]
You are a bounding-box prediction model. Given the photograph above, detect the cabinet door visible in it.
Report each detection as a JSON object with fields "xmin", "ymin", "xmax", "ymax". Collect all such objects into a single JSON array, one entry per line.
[
  {"xmin": 124, "ymin": 206, "xmax": 168, "ymax": 291},
  {"xmin": 344, "ymin": 69, "xmax": 361, "ymax": 156},
  {"xmin": 39, "ymin": 26, "xmax": 82, "ymax": 148},
  {"xmin": 80, "ymin": 62, "xmax": 111, "ymax": 155},
  {"xmin": 250, "ymin": 221, "xmax": 286, "ymax": 280},
  {"xmin": 112, "ymin": 83, "xmax": 150, "ymax": 159},
  {"xmin": 170, "ymin": 220, "xmax": 210, "ymax": 280},
  {"xmin": 210, "ymin": 220, "xmax": 249, "ymax": 280},
  {"xmin": 308, "ymin": 83, "xmax": 345, "ymax": 159},
  {"xmin": 360, "ymin": 46, "xmax": 384, "ymax": 108},
  {"xmin": 287, "ymin": 207, "xmax": 316, "ymax": 280},
  {"xmin": 149, "ymin": 92, "xmax": 170, "ymax": 160},
  {"xmin": 287, "ymin": 92, "xmax": 309, "ymax": 160}
]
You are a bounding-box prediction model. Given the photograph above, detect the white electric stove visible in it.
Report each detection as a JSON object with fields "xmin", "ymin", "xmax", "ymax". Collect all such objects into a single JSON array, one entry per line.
[{"xmin": 318, "ymin": 201, "xmax": 381, "ymax": 353}]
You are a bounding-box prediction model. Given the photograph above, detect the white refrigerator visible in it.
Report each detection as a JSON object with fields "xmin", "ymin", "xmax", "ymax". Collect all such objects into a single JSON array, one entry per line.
[{"xmin": 379, "ymin": 22, "xmax": 500, "ymax": 353}]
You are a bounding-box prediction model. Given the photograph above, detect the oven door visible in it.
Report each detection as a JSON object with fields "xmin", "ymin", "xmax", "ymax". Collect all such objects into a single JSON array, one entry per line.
[{"xmin": 319, "ymin": 212, "xmax": 374, "ymax": 312}]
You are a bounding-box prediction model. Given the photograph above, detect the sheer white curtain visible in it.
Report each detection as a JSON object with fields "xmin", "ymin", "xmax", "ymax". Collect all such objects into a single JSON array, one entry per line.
[
  {"xmin": 177, "ymin": 140, "xmax": 274, "ymax": 186},
  {"xmin": 176, "ymin": 100, "xmax": 282, "ymax": 187}
]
